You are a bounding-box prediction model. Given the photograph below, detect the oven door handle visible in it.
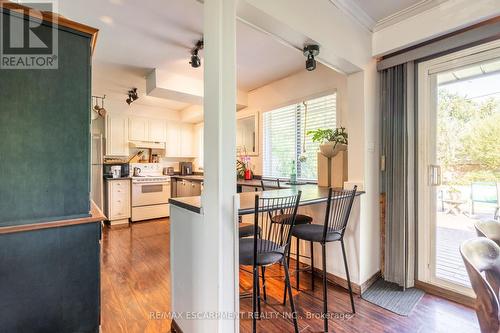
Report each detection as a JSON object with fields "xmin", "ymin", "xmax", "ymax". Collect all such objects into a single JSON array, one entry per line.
[{"xmin": 133, "ymin": 182, "xmax": 171, "ymax": 185}]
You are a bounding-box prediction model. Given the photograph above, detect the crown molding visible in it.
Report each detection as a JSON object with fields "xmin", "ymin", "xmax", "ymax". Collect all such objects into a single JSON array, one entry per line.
[
  {"xmin": 328, "ymin": 0, "xmax": 376, "ymax": 32},
  {"xmin": 374, "ymin": 0, "xmax": 448, "ymax": 32}
]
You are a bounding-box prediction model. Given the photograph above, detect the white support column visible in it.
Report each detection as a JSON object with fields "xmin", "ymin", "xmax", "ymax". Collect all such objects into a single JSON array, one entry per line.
[{"xmin": 203, "ymin": 0, "xmax": 238, "ymax": 332}]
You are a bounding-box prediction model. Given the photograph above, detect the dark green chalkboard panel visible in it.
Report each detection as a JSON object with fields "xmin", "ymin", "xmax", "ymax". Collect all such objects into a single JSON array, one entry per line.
[
  {"xmin": 0, "ymin": 223, "xmax": 100, "ymax": 332},
  {"xmin": 0, "ymin": 12, "xmax": 91, "ymax": 227}
]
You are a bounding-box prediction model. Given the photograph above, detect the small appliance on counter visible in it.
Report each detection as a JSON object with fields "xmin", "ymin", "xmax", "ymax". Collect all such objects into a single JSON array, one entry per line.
[
  {"xmin": 164, "ymin": 167, "xmax": 175, "ymax": 176},
  {"xmin": 179, "ymin": 162, "xmax": 193, "ymax": 175},
  {"xmin": 103, "ymin": 162, "xmax": 129, "ymax": 178},
  {"xmin": 111, "ymin": 166, "xmax": 122, "ymax": 178},
  {"xmin": 133, "ymin": 167, "xmax": 142, "ymax": 177}
]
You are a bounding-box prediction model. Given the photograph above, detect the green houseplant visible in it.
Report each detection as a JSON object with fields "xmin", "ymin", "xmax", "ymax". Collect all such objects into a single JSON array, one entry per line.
[{"xmin": 307, "ymin": 127, "xmax": 348, "ymax": 158}]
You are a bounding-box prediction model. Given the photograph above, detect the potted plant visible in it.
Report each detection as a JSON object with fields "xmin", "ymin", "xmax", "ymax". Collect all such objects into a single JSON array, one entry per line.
[
  {"xmin": 307, "ymin": 127, "xmax": 348, "ymax": 158},
  {"xmin": 237, "ymin": 148, "xmax": 253, "ymax": 180}
]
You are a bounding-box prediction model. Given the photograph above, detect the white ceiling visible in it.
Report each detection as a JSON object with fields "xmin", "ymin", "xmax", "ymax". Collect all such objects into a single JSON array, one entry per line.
[
  {"xmin": 350, "ymin": 0, "xmax": 425, "ymax": 22},
  {"xmin": 57, "ymin": 0, "xmax": 305, "ymax": 109},
  {"xmin": 92, "ymin": 61, "xmax": 191, "ymax": 111}
]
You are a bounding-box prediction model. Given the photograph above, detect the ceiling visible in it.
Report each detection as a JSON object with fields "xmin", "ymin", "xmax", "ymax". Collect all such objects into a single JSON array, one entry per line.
[
  {"xmin": 92, "ymin": 61, "xmax": 191, "ymax": 110},
  {"xmin": 350, "ymin": 0, "xmax": 425, "ymax": 22},
  {"xmin": 57, "ymin": 0, "xmax": 305, "ymax": 110}
]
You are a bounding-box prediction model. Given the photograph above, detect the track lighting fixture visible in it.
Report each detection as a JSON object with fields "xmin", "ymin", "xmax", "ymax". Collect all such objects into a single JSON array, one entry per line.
[
  {"xmin": 189, "ymin": 39, "xmax": 204, "ymax": 68},
  {"xmin": 126, "ymin": 88, "xmax": 139, "ymax": 105},
  {"xmin": 303, "ymin": 44, "xmax": 320, "ymax": 71}
]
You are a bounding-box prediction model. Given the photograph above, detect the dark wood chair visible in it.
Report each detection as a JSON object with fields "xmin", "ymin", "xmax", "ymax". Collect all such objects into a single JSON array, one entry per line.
[
  {"xmin": 475, "ymin": 220, "xmax": 500, "ymax": 246},
  {"xmin": 460, "ymin": 238, "xmax": 500, "ymax": 333},
  {"xmin": 239, "ymin": 191, "xmax": 302, "ymax": 333},
  {"xmin": 289, "ymin": 186, "xmax": 357, "ymax": 332}
]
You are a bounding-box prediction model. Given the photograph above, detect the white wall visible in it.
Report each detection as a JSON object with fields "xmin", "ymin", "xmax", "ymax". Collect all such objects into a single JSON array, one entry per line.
[
  {"xmin": 357, "ymin": 60, "xmax": 380, "ymax": 283},
  {"xmin": 102, "ymin": 97, "xmax": 182, "ymax": 121},
  {"xmin": 372, "ymin": 0, "xmax": 500, "ymax": 56}
]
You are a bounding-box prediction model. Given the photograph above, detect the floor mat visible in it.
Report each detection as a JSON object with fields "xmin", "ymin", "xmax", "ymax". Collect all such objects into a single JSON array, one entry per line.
[{"xmin": 361, "ymin": 278, "xmax": 425, "ymax": 316}]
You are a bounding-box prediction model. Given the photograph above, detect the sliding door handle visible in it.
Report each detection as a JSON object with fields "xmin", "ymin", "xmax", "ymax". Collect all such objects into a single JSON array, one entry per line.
[{"xmin": 429, "ymin": 165, "xmax": 442, "ymax": 186}]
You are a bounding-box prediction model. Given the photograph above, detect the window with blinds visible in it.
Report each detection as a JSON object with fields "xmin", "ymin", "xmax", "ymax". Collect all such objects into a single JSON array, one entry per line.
[{"xmin": 263, "ymin": 93, "xmax": 337, "ymax": 180}]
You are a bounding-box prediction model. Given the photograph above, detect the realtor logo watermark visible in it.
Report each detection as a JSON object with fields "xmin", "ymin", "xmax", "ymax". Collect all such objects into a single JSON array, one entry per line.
[{"xmin": 1, "ymin": 1, "xmax": 58, "ymax": 69}]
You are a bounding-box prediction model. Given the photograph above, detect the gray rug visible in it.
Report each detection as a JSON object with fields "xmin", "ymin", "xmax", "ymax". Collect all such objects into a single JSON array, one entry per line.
[{"xmin": 361, "ymin": 279, "xmax": 425, "ymax": 316}]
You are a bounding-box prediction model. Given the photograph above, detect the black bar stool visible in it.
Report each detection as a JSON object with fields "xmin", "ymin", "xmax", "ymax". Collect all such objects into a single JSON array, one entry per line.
[
  {"xmin": 289, "ymin": 186, "xmax": 357, "ymax": 332},
  {"xmin": 239, "ymin": 191, "xmax": 302, "ymax": 333},
  {"xmin": 260, "ymin": 179, "xmax": 315, "ymax": 297}
]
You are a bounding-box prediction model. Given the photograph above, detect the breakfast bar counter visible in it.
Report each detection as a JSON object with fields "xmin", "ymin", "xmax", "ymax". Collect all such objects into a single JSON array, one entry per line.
[{"xmin": 169, "ymin": 184, "xmax": 364, "ymax": 215}]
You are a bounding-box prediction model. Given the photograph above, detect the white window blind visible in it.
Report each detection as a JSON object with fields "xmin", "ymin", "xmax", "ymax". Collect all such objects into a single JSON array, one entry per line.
[{"xmin": 263, "ymin": 93, "xmax": 337, "ymax": 180}]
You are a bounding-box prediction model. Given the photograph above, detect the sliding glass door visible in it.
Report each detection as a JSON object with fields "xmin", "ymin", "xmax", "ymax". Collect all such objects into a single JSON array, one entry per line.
[{"xmin": 417, "ymin": 41, "xmax": 500, "ymax": 295}]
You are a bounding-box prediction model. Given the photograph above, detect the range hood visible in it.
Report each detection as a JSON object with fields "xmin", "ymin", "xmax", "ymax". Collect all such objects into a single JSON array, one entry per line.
[{"xmin": 129, "ymin": 141, "xmax": 166, "ymax": 149}]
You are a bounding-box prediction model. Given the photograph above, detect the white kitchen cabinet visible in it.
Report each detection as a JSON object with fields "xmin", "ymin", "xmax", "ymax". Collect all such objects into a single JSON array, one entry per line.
[
  {"xmin": 166, "ymin": 122, "xmax": 194, "ymax": 157},
  {"xmin": 104, "ymin": 179, "xmax": 131, "ymax": 226},
  {"xmin": 166, "ymin": 122, "xmax": 181, "ymax": 157},
  {"xmin": 180, "ymin": 124, "xmax": 194, "ymax": 157},
  {"xmin": 149, "ymin": 119, "xmax": 167, "ymax": 142},
  {"xmin": 106, "ymin": 114, "xmax": 129, "ymax": 156},
  {"xmin": 129, "ymin": 116, "xmax": 166, "ymax": 142},
  {"xmin": 128, "ymin": 117, "xmax": 148, "ymax": 141}
]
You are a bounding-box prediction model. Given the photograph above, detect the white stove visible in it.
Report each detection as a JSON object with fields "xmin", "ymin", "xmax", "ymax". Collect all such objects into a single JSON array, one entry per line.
[
  {"xmin": 132, "ymin": 175, "xmax": 171, "ymax": 183},
  {"xmin": 131, "ymin": 174, "xmax": 171, "ymax": 221}
]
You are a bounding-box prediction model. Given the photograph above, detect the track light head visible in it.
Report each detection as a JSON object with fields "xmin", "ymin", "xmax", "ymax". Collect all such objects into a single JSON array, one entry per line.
[
  {"xmin": 190, "ymin": 53, "xmax": 201, "ymax": 68},
  {"xmin": 126, "ymin": 88, "xmax": 139, "ymax": 105},
  {"xmin": 303, "ymin": 44, "xmax": 320, "ymax": 71},
  {"xmin": 189, "ymin": 39, "xmax": 204, "ymax": 68}
]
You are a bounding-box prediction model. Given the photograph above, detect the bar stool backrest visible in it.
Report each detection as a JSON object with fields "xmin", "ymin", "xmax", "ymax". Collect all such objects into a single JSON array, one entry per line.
[
  {"xmin": 260, "ymin": 178, "xmax": 281, "ymax": 191},
  {"xmin": 323, "ymin": 186, "xmax": 357, "ymax": 241},
  {"xmin": 253, "ymin": 192, "xmax": 302, "ymax": 260},
  {"xmin": 475, "ymin": 220, "xmax": 500, "ymax": 246},
  {"xmin": 460, "ymin": 238, "xmax": 500, "ymax": 333}
]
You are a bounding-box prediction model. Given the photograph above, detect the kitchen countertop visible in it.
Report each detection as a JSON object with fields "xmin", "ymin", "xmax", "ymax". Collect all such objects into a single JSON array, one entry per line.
[
  {"xmin": 170, "ymin": 175, "xmax": 204, "ymax": 181},
  {"xmin": 169, "ymin": 184, "xmax": 364, "ymax": 215},
  {"xmin": 104, "ymin": 176, "xmax": 132, "ymax": 181},
  {"xmin": 170, "ymin": 175, "xmax": 295, "ymax": 189}
]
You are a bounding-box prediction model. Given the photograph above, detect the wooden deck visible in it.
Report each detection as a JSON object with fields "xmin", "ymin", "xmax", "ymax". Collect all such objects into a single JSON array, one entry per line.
[{"xmin": 436, "ymin": 226, "xmax": 474, "ymax": 287}]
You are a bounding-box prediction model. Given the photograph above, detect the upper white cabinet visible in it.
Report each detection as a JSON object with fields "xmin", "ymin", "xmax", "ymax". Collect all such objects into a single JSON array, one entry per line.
[
  {"xmin": 166, "ymin": 122, "xmax": 194, "ymax": 157},
  {"xmin": 106, "ymin": 114, "xmax": 129, "ymax": 156},
  {"xmin": 129, "ymin": 116, "xmax": 166, "ymax": 142},
  {"xmin": 105, "ymin": 115, "xmax": 195, "ymax": 158},
  {"xmin": 180, "ymin": 124, "xmax": 194, "ymax": 157},
  {"xmin": 128, "ymin": 117, "xmax": 148, "ymax": 141},
  {"xmin": 149, "ymin": 120, "xmax": 167, "ymax": 142},
  {"xmin": 166, "ymin": 122, "xmax": 180, "ymax": 157}
]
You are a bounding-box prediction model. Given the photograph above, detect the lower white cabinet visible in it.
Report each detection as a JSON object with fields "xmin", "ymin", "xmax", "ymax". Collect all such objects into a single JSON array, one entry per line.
[{"xmin": 104, "ymin": 179, "xmax": 131, "ymax": 226}]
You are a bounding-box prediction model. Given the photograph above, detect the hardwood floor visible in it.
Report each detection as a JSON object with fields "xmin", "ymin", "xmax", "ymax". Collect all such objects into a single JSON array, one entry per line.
[
  {"xmin": 101, "ymin": 218, "xmax": 480, "ymax": 333},
  {"xmin": 101, "ymin": 219, "xmax": 171, "ymax": 333}
]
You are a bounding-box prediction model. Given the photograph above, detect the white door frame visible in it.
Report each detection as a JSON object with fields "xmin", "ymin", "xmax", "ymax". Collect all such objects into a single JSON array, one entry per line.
[{"xmin": 417, "ymin": 39, "xmax": 500, "ymax": 296}]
